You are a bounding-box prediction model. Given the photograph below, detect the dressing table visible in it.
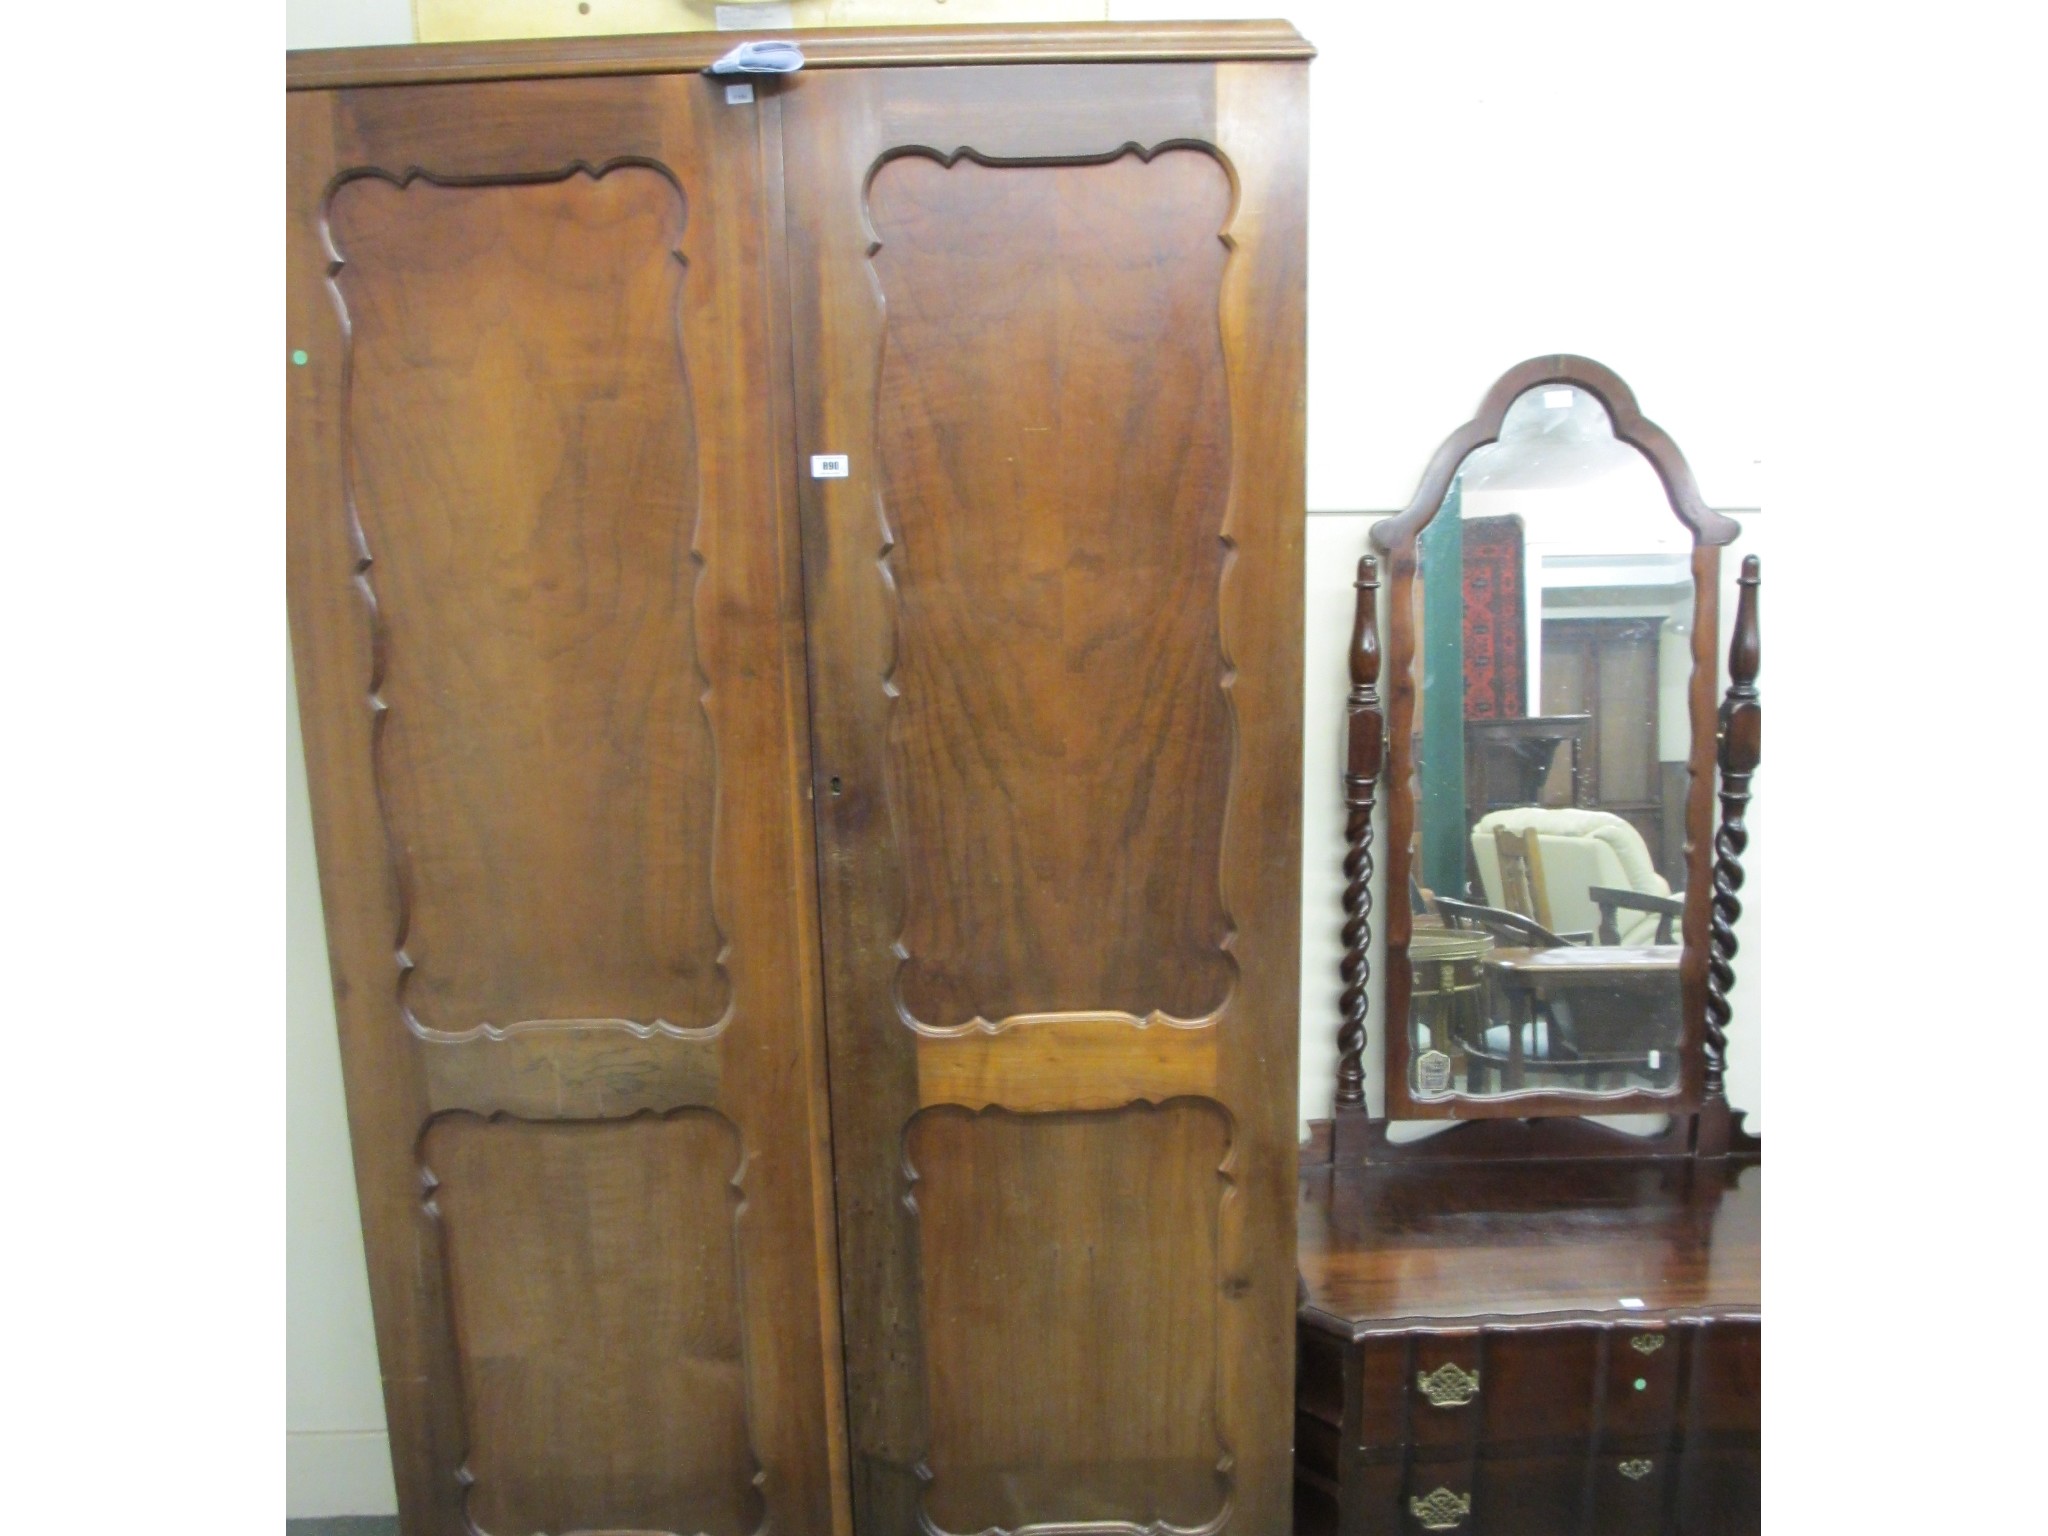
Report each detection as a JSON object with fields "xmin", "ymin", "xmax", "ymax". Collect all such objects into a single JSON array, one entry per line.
[{"xmin": 1297, "ymin": 358, "xmax": 1761, "ymax": 1535}]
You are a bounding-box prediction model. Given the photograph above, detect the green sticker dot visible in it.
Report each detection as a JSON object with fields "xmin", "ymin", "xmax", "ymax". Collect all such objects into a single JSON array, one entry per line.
[
  {"xmin": 1634, "ymin": 1378, "xmax": 1648, "ymax": 1391},
  {"xmin": 291, "ymin": 349, "xmax": 309, "ymax": 366}
]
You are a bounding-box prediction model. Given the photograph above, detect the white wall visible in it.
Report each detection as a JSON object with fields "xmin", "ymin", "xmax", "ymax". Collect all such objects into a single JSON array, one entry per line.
[
  {"xmin": 284, "ymin": 0, "xmax": 1765, "ymax": 1514},
  {"xmin": 286, "ymin": 0, "xmax": 413, "ymax": 49},
  {"xmin": 287, "ymin": 664, "xmax": 399, "ymax": 1515}
]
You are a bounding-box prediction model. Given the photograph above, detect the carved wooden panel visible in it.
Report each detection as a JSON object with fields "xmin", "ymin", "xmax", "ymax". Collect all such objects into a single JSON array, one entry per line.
[
  {"xmin": 786, "ymin": 59, "xmax": 1306, "ymax": 1536},
  {"xmin": 328, "ymin": 166, "xmax": 726, "ymax": 1040},
  {"xmin": 908, "ymin": 1100, "xmax": 1231, "ymax": 1534},
  {"xmin": 290, "ymin": 75, "xmax": 847, "ymax": 1536},
  {"xmin": 292, "ymin": 37, "xmax": 1308, "ymax": 1536},
  {"xmin": 422, "ymin": 1113, "xmax": 758, "ymax": 1536},
  {"xmin": 868, "ymin": 147, "xmax": 1238, "ymax": 1031}
]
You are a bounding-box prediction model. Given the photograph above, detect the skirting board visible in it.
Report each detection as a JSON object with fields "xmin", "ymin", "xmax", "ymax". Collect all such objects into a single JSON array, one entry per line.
[{"xmin": 286, "ymin": 1432, "xmax": 397, "ymax": 1519}]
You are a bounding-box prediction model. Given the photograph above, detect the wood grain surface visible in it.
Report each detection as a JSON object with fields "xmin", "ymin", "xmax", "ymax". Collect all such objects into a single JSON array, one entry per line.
[
  {"xmin": 289, "ymin": 31, "xmax": 1310, "ymax": 1536},
  {"xmin": 783, "ymin": 57, "xmax": 1307, "ymax": 1536},
  {"xmin": 1298, "ymin": 1158, "xmax": 1760, "ymax": 1332},
  {"xmin": 328, "ymin": 166, "xmax": 726, "ymax": 1041},
  {"xmin": 911, "ymin": 1101, "xmax": 1232, "ymax": 1533},
  {"xmin": 423, "ymin": 1113, "xmax": 756, "ymax": 1535},
  {"xmin": 868, "ymin": 145, "xmax": 1237, "ymax": 1032},
  {"xmin": 288, "ymin": 72, "xmax": 849, "ymax": 1536}
]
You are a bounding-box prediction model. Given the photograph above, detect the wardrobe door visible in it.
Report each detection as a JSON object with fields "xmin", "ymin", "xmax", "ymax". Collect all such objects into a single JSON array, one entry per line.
[
  {"xmin": 287, "ymin": 76, "xmax": 848, "ymax": 1536},
  {"xmin": 782, "ymin": 57, "xmax": 1308, "ymax": 1536}
]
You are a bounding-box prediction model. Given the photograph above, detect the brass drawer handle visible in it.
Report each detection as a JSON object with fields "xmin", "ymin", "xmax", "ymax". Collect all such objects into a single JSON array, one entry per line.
[
  {"xmin": 1619, "ymin": 1458, "xmax": 1655, "ymax": 1481},
  {"xmin": 1410, "ymin": 1488, "xmax": 1472, "ymax": 1529},
  {"xmin": 1417, "ymin": 1362, "xmax": 1481, "ymax": 1407},
  {"xmin": 1630, "ymin": 1334, "xmax": 1666, "ymax": 1356}
]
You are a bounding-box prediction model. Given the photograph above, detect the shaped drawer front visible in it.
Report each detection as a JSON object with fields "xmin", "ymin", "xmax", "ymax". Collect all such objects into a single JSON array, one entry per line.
[
  {"xmin": 1589, "ymin": 1450, "xmax": 1673, "ymax": 1536},
  {"xmin": 1603, "ymin": 1322, "xmax": 1685, "ymax": 1444},
  {"xmin": 1408, "ymin": 1333, "xmax": 1484, "ymax": 1449},
  {"xmin": 1687, "ymin": 1321, "xmax": 1762, "ymax": 1442},
  {"xmin": 1396, "ymin": 1456, "xmax": 1579, "ymax": 1534},
  {"xmin": 1479, "ymin": 1326, "xmax": 1598, "ymax": 1447}
]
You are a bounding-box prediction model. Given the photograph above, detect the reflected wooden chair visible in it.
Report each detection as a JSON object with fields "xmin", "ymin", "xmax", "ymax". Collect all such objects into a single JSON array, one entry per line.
[
  {"xmin": 1493, "ymin": 825, "xmax": 1603, "ymax": 944},
  {"xmin": 1493, "ymin": 826, "xmax": 1553, "ymax": 927},
  {"xmin": 1590, "ymin": 885, "xmax": 1686, "ymax": 945},
  {"xmin": 1409, "ymin": 872, "xmax": 1436, "ymax": 916},
  {"xmin": 1433, "ymin": 894, "xmax": 1578, "ymax": 950},
  {"xmin": 1474, "ymin": 808, "xmax": 1677, "ymax": 944}
]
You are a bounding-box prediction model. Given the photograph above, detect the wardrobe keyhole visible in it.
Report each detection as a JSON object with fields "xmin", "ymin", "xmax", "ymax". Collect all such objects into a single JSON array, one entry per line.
[{"xmin": 829, "ymin": 776, "xmax": 843, "ymax": 797}]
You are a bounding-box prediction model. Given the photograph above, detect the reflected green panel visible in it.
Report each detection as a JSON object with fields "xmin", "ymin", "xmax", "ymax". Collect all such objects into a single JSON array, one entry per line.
[{"xmin": 1418, "ymin": 477, "xmax": 1467, "ymax": 899}]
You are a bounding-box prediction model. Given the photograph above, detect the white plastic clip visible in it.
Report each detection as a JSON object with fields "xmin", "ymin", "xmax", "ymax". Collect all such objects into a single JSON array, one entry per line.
[{"xmin": 708, "ymin": 40, "xmax": 805, "ymax": 77}]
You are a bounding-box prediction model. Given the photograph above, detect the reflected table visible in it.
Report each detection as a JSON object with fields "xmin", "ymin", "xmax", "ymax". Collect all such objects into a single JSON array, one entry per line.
[
  {"xmin": 1410, "ymin": 928, "xmax": 1495, "ymax": 1096},
  {"xmin": 1479, "ymin": 945, "xmax": 1683, "ymax": 1093}
]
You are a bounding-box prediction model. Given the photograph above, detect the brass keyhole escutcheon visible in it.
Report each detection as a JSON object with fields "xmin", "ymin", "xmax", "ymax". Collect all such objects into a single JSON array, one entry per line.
[
  {"xmin": 1417, "ymin": 1362, "xmax": 1480, "ymax": 1407},
  {"xmin": 1410, "ymin": 1488, "xmax": 1472, "ymax": 1529}
]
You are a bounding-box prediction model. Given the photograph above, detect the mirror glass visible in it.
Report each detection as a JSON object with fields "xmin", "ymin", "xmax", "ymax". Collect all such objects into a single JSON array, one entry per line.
[{"xmin": 1404, "ymin": 384, "xmax": 1692, "ymax": 1101}]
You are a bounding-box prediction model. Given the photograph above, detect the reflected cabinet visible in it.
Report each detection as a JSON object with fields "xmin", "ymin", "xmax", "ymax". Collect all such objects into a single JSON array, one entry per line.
[{"xmin": 287, "ymin": 22, "xmax": 1309, "ymax": 1536}]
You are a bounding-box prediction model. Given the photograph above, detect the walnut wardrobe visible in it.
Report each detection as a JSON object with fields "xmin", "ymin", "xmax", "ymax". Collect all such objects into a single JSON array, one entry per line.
[{"xmin": 286, "ymin": 22, "xmax": 1310, "ymax": 1536}]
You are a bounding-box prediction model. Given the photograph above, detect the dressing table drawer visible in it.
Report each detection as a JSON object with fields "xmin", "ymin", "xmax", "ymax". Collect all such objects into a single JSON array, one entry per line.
[
  {"xmin": 1687, "ymin": 1323, "xmax": 1761, "ymax": 1439},
  {"xmin": 1392, "ymin": 1456, "xmax": 1585, "ymax": 1534},
  {"xmin": 1318, "ymin": 1451, "xmax": 1687, "ymax": 1535},
  {"xmin": 1303, "ymin": 1453, "xmax": 1679, "ymax": 1536},
  {"xmin": 1478, "ymin": 1328, "xmax": 1597, "ymax": 1445},
  {"xmin": 1467, "ymin": 1455, "xmax": 1584, "ymax": 1534},
  {"xmin": 1601, "ymin": 1324, "xmax": 1683, "ymax": 1443},
  {"xmin": 1352, "ymin": 1328, "xmax": 1602, "ymax": 1451},
  {"xmin": 1405, "ymin": 1334, "xmax": 1482, "ymax": 1448},
  {"xmin": 1588, "ymin": 1451, "xmax": 1672, "ymax": 1535},
  {"xmin": 1294, "ymin": 1318, "xmax": 1762, "ymax": 1534},
  {"xmin": 1676, "ymin": 1449, "xmax": 1761, "ymax": 1535},
  {"xmin": 1358, "ymin": 1326, "xmax": 1667, "ymax": 1453}
]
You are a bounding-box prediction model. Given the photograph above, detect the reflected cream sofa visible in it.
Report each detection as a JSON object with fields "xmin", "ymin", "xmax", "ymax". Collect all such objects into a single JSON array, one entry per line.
[{"xmin": 1471, "ymin": 806, "xmax": 1675, "ymax": 945}]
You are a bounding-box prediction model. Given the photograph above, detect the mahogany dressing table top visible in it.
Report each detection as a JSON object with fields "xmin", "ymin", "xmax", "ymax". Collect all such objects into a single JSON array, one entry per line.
[{"xmin": 1298, "ymin": 1156, "xmax": 1760, "ymax": 1340}]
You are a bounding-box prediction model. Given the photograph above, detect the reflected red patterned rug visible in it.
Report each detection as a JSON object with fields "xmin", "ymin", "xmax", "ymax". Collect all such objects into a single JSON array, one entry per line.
[{"xmin": 1462, "ymin": 515, "xmax": 1526, "ymax": 719}]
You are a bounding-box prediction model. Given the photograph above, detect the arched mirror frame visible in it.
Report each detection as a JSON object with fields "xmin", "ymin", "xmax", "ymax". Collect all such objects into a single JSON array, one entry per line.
[{"xmin": 1371, "ymin": 355, "xmax": 1740, "ymax": 1122}]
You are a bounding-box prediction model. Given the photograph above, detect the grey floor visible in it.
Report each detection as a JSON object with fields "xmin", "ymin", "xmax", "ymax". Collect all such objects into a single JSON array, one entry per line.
[{"xmin": 286, "ymin": 1521, "xmax": 398, "ymax": 1536}]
